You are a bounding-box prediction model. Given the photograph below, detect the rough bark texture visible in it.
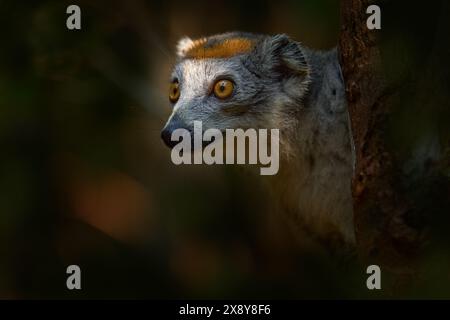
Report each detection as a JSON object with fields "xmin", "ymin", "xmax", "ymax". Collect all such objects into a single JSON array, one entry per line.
[{"xmin": 339, "ymin": 0, "xmax": 421, "ymax": 273}]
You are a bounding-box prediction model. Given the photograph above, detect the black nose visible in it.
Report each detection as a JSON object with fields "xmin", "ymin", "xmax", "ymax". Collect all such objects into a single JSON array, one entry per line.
[
  {"xmin": 161, "ymin": 127, "xmax": 179, "ymax": 149},
  {"xmin": 161, "ymin": 115, "xmax": 191, "ymax": 149}
]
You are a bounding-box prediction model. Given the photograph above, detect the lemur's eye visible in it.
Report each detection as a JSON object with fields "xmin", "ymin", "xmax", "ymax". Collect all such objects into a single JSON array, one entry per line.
[
  {"xmin": 169, "ymin": 81, "xmax": 180, "ymax": 103},
  {"xmin": 213, "ymin": 79, "xmax": 234, "ymax": 99}
]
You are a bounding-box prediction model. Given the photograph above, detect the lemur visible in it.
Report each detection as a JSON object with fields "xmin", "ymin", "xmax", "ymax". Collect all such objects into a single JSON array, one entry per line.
[{"xmin": 161, "ymin": 32, "xmax": 355, "ymax": 248}]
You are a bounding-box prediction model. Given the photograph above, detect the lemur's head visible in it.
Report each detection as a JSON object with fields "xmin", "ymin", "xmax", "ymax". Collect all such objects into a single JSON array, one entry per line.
[{"xmin": 161, "ymin": 32, "xmax": 311, "ymax": 148}]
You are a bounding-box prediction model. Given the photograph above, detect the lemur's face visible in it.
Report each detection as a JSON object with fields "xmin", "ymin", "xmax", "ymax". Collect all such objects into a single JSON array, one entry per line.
[{"xmin": 161, "ymin": 32, "xmax": 310, "ymax": 148}]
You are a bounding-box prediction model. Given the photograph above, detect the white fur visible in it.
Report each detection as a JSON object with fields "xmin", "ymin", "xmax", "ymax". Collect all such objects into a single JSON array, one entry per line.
[{"xmin": 176, "ymin": 37, "xmax": 194, "ymax": 58}]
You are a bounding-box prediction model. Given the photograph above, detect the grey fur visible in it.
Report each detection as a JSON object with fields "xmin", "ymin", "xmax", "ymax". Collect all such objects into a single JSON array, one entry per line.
[{"xmin": 162, "ymin": 33, "xmax": 355, "ymax": 246}]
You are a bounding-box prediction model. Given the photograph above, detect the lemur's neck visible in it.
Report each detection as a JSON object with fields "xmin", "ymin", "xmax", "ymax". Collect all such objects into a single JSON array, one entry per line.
[
  {"xmin": 273, "ymin": 47, "xmax": 355, "ymax": 246},
  {"xmin": 279, "ymin": 47, "xmax": 351, "ymax": 168}
]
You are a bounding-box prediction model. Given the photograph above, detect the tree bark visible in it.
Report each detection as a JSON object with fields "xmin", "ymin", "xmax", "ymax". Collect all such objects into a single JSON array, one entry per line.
[{"xmin": 338, "ymin": 0, "xmax": 422, "ymax": 273}]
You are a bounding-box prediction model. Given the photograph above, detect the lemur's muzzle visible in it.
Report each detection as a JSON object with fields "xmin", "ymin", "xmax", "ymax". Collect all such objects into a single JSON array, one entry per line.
[
  {"xmin": 161, "ymin": 127, "xmax": 177, "ymax": 148},
  {"xmin": 161, "ymin": 114, "xmax": 190, "ymax": 149}
]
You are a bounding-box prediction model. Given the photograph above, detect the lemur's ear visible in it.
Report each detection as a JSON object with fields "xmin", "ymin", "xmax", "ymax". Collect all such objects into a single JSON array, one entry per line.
[
  {"xmin": 255, "ymin": 34, "xmax": 309, "ymax": 76},
  {"xmin": 176, "ymin": 37, "xmax": 195, "ymax": 58}
]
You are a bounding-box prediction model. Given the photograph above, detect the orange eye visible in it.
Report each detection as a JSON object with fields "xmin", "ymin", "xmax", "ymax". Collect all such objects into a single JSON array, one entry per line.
[
  {"xmin": 169, "ymin": 81, "xmax": 180, "ymax": 103},
  {"xmin": 213, "ymin": 79, "xmax": 234, "ymax": 99}
]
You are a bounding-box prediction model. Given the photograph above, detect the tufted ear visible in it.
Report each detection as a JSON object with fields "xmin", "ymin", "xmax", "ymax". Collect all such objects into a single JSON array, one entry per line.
[
  {"xmin": 253, "ymin": 34, "xmax": 309, "ymax": 77},
  {"xmin": 176, "ymin": 37, "xmax": 195, "ymax": 58}
]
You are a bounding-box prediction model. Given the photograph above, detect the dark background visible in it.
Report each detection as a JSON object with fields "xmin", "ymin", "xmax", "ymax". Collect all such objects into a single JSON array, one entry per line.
[{"xmin": 0, "ymin": 0, "xmax": 449, "ymax": 299}]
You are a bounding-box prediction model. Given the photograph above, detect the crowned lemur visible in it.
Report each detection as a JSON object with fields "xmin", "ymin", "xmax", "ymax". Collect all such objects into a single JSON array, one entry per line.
[{"xmin": 161, "ymin": 32, "xmax": 355, "ymax": 248}]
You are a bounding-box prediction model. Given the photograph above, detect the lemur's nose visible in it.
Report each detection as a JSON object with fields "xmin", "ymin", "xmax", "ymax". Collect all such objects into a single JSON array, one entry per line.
[
  {"xmin": 161, "ymin": 115, "xmax": 189, "ymax": 149},
  {"xmin": 161, "ymin": 127, "xmax": 178, "ymax": 149}
]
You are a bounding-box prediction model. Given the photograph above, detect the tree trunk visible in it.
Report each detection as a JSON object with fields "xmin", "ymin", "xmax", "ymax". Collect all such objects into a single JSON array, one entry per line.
[{"xmin": 339, "ymin": 0, "xmax": 418, "ymax": 272}]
